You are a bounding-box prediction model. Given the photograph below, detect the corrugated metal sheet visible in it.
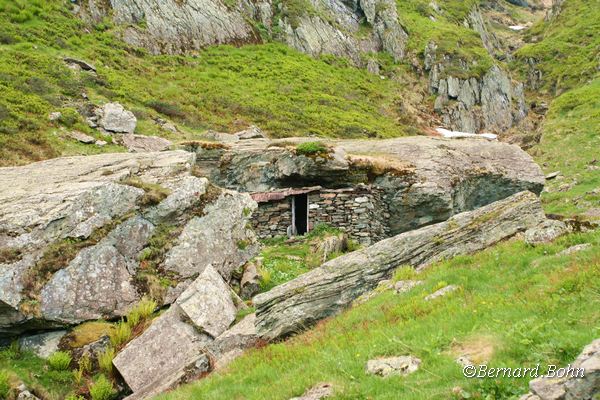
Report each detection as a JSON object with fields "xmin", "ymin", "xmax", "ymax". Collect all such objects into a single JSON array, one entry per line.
[{"xmin": 250, "ymin": 186, "xmax": 321, "ymax": 203}]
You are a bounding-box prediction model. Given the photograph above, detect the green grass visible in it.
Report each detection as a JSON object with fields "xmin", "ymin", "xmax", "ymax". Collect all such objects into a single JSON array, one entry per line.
[
  {"xmin": 396, "ymin": 0, "xmax": 494, "ymax": 78},
  {"xmin": 258, "ymin": 224, "xmax": 355, "ymax": 292},
  {"xmin": 514, "ymin": 0, "xmax": 600, "ymax": 94},
  {"xmin": 159, "ymin": 230, "xmax": 600, "ymax": 400},
  {"xmin": 0, "ymin": 347, "xmax": 75, "ymax": 399},
  {"xmin": 0, "ymin": 0, "xmax": 408, "ymax": 166},
  {"xmin": 47, "ymin": 351, "xmax": 72, "ymax": 371},
  {"xmin": 534, "ymin": 78, "xmax": 600, "ymax": 218}
]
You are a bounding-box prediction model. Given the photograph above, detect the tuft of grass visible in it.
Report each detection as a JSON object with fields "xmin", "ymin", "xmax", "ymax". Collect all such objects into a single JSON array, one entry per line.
[
  {"xmin": 0, "ymin": 370, "xmax": 10, "ymax": 399},
  {"xmin": 126, "ymin": 296, "xmax": 157, "ymax": 328},
  {"xmin": 47, "ymin": 351, "xmax": 72, "ymax": 371},
  {"xmin": 0, "ymin": 247, "xmax": 22, "ymax": 264},
  {"xmin": 108, "ymin": 320, "xmax": 132, "ymax": 348},
  {"xmin": 120, "ymin": 177, "xmax": 171, "ymax": 206},
  {"xmin": 97, "ymin": 348, "xmax": 115, "ymax": 375},
  {"xmin": 89, "ymin": 375, "xmax": 116, "ymax": 400},
  {"xmin": 295, "ymin": 141, "xmax": 329, "ymax": 156}
]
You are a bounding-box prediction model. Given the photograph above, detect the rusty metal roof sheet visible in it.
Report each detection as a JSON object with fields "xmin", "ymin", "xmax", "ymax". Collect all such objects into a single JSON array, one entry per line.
[{"xmin": 250, "ymin": 186, "xmax": 321, "ymax": 203}]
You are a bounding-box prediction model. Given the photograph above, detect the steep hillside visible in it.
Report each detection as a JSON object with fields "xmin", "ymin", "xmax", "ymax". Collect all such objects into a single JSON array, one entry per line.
[{"xmin": 0, "ymin": 0, "xmax": 412, "ymax": 166}]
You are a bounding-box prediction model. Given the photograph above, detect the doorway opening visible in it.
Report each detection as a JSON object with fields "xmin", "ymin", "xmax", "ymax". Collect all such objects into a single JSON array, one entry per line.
[{"xmin": 292, "ymin": 194, "xmax": 308, "ymax": 235}]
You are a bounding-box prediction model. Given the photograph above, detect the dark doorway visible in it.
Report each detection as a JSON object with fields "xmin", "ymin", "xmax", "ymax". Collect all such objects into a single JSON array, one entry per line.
[{"xmin": 293, "ymin": 194, "xmax": 308, "ymax": 235}]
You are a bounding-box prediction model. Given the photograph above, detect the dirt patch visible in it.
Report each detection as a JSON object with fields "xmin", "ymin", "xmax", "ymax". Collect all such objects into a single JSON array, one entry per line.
[{"xmin": 450, "ymin": 334, "xmax": 499, "ymax": 364}]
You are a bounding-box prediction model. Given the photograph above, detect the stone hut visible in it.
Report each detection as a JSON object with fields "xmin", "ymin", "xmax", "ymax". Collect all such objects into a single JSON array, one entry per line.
[{"xmin": 250, "ymin": 184, "xmax": 390, "ymax": 245}]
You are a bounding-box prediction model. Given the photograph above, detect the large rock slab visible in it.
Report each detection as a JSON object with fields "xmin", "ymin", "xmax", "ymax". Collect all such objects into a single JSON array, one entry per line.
[
  {"xmin": 112, "ymin": 305, "xmax": 212, "ymax": 393},
  {"xmin": 120, "ymin": 134, "xmax": 172, "ymax": 153},
  {"xmin": 40, "ymin": 216, "xmax": 155, "ymax": 323},
  {"xmin": 175, "ymin": 265, "xmax": 236, "ymax": 338},
  {"xmin": 254, "ymin": 191, "xmax": 546, "ymax": 340}
]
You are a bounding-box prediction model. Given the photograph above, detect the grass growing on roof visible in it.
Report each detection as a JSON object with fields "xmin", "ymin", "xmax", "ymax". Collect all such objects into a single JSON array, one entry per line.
[{"xmin": 158, "ymin": 230, "xmax": 600, "ymax": 400}]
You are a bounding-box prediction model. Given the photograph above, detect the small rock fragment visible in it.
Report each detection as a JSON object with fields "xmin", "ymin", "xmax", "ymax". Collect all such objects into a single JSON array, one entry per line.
[
  {"xmin": 557, "ymin": 243, "xmax": 592, "ymax": 256},
  {"xmin": 68, "ymin": 130, "xmax": 96, "ymax": 144},
  {"xmin": 366, "ymin": 356, "xmax": 421, "ymax": 377},
  {"xmin": 425, "ymin": 285, "xmax": 458, "ymax": 301},
  {"xmin": 525, "ymin": 220, "xmax": 569, "ymax": 245},
  {"xmin": 290, "ymin": 382, "xmax": 334, "ymax": 400},
  {"xmin": 394, "ymin": 280, "xmax": 423, "ymax": 294}
]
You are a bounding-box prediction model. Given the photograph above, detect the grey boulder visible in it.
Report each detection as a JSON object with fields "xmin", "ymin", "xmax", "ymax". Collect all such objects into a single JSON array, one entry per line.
[
  {"xmin": 525, "ymin": 219, "xmax": 569, "ymax": 245},
  {"xmin": 18, "ymin": 330, "xmax": 67, "ymax": 359},
  {"xmin": 96, "ymin": 102, "xmax": 137, "ymax": 134}
]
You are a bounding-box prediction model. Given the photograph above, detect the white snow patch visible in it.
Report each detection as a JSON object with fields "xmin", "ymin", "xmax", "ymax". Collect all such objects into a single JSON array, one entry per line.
[
  {"xmin": 435, "ymin": 128, "xmax": 498, "ymax": 141},
  {"xmin": 509, "ymin": 25, "xmax": 527, "ymax": 31}
]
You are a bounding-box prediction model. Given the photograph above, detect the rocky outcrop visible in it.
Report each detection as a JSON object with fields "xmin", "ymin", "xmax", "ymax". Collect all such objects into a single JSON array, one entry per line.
[
  {"xmin": 520, "ymin": 338, "xmax": 599, "ymax": 400},
  {"xmin": 0, "ymin": 151, "xmax": 257, "ymax": 337},
  {"xmin": 77, "ymin": 0, "xmax": 406, "ymax": 65},
  {"xmin": 192, "ymin": 137, "xmax": 544, "ymax": 236},
  {"xmin": 78, "ymin": 0, "xmax": 258, "ymax": 55},
  {"xmin": 254, "ymin": 191, "xmax": 547, "ymax": 340},
  {"xmin": 428, "ymin": 61, "xmax": 527, "ymax": 133}
]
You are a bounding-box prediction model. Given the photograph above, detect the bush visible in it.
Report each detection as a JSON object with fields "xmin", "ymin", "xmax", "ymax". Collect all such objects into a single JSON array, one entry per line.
[
  {"xmin": 58, "ymin": 108, "xmax": 80, "ymax": 127},
  {"xmin": 295, "ymin": 141, "xmax": 329, "ymax": 156},
  {"xmin": 89, "ymin": 375, "xmax": 116, "ymax": 400},
  {"xmin": 47, "ymin": 351, "xmax": 72, "ymax": 371},
  {"xmin": 144, "ymin": 100, "xmax": 186, "ymax": 119},
  {"xmin": 97, "ymin": 347, "xmax": 115, "ymax": 374},
  {"xmin": 0, "ymin": 370, "xmax": 10, "ymax": 399}
]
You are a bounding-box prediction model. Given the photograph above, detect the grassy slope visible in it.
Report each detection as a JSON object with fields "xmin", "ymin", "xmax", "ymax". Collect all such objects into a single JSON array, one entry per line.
[
  {"xmin": 517, "ymin": 0, "xmax": 600, "ymax": 218},
  {"xmin": 161, "ymin": 231, "xmax": 600, "ymax": 400},
  {"xmin": 0, "ymin": 0, "xmax": 407, "ymax": 166}
]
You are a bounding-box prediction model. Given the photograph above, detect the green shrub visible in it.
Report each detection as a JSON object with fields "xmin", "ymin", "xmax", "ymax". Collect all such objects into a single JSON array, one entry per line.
[
  {"xmin": 0, "ymin": 370, "xmax": 10, "ymax": 399},
  {"xmin": 47, "ymin": 351, "xmax": 72, "ymax": 371},
  {"xmin": 58, "ymin": 108, "xmax": 80, "ymax": 127},
  {"xmin": 97, "ymin": 347, "xmax": 115, "ymax": 375},
  {"xmin": 295, "ymin": 141, "xmax": 328, "ymax": 156},
  {"xmin": 89, "ymin": 375, "xmax": 116, "ymax": 400}
]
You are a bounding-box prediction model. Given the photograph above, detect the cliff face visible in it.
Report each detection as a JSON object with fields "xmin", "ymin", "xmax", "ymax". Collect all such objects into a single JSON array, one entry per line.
[{"xmin": 78, "ymin": 0, "xmax": 407, "ymax": 66}]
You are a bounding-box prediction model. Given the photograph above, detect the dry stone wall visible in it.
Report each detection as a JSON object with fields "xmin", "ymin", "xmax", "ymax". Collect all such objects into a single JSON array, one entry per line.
[{"xmin": 251, "ymin": 185, "xmax": 390, "ymax": 245}]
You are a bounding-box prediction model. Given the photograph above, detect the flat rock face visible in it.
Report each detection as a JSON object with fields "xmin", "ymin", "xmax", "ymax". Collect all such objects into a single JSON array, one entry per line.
[
  {"xmin": 78, "ymin": 0, "xmax": 405, "ymax": 65},
  {"xmin": 112, "ymin": 305, "xmax": 212, "ymax": 393},
  {"xmin": 40, "ymin": 216, "xmax": 155, "ymax": 323},
  {"xmin": 18, "ymin": 330, "xmax": 67, "ymax": 359},
  {"xmin": 254, "ymin": 191, "xmax": 546, "ymax": 340},
  {"xmin": 195, "ymin": 136, "xmax": 544, "ymax": 236},
  {"xmin": 163, "ymin": 190, "xmax": 259, "ymax": 280},
  {"xmin": 176, "ymin": 265, "xmax": 236, "ymax": 338},
  {"xmin": 120, "ymin": 134, "xmax": 172, "ymax": 153}
]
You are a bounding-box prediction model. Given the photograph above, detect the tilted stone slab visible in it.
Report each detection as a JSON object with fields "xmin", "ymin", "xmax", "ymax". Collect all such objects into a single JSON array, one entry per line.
[
  {"xmin": 254, "ymin": 191, "xmax": 546, "ymax": 340},
  {"xmin": 112, "ymin": 304, "xmax": 212, "ymax": 394},
  {"xmin": 176, "ymin": 265, "xmax": 237, "ymax": 338}
]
